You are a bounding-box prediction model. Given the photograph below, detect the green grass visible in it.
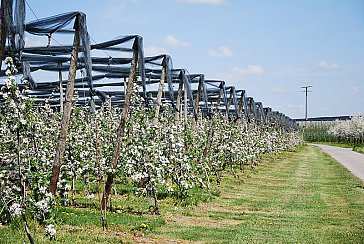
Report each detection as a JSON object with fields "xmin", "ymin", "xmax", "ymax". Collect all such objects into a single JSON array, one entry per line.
[
  {"xmin": 0, "ymin": 206, "xmax": 165, "ymax": 243},
  {"xmin": 1, "ymin": 145, "xmax": 363, "ymax": 243},
  {"xmin": 311, "ymin": 141, "xmax": 354, "ymax": 148},
  {"xmin": 309, "ymin": 141, "xmax": 364, "ymax": 155},
  {"xmin": 151, "ymin": 145, "xmax": 364, "ymax": 243},
  {"xmin": 353, "ymin": 145, "xmax": 364, "ymax": 154}
]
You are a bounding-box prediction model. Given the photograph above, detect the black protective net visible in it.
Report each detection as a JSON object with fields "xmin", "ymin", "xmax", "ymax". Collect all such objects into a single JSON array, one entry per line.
[{"xmin": 0, "ymin": 0, "xmax": 297, "ymax": 128}]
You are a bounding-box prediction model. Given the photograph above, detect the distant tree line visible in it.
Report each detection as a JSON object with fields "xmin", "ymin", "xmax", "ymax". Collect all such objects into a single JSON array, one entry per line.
[{"xmin": 300, "ymin": 115, "xmax": 364, "ymax": 145}]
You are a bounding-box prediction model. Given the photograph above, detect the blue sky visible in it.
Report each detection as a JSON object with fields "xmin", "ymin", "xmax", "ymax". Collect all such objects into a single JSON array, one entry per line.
[{"xmin": 24, "ymin": 0, "xmax": 364, "ymax": 119}]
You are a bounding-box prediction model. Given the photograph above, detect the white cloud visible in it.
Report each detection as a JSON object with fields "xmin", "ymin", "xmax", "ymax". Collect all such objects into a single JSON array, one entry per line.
[
  {"xmin": 164, "ymin": 35, "xmax": 190, "ymax": 47},
  {"xmin": 214, "ymin": 65, "xmax": 264, "ymax": 81},
  {"xmin": 207, "ymin": 46, "xmax": 233, "ymax": 57},
  {"xmin": 178, "ymin": 0, "xmax": 224, "ymax": 5},
  {"xmin": 24, "ymin": 36, "xmax": 47, "ymax": 47},
  {"xmin": 272, "ymin": 87, "xmax": 287, "ymax": 93},
  {"xmin": 317, "ymin": 60, "xmax": 339, "ymax": 69},
  {"xmin": 352, "ymin": 86, "xmax": 360, "ymax": 93},
  {"xmin": 144, "ymin": 46, "xmax": 168, "ymax": 56},
  {"xmin": 232, "ymin": 65, "xmax": 264, "ymax": 76}
]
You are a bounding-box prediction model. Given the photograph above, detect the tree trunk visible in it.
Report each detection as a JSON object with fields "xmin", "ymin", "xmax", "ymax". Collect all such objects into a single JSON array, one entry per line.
[
  {"xmin": 71, "ymin": 171, "xmax": 75, "ymax": 205},
  {"xmin": 203, "ymin": 119, "xmax": 215, "ymax": 158},
  {"xmin": 23, "ymin": 216, "xmax": 35, "ymax": 244},
  {"xmin": 49, "ymin": 28, "xmax": 80, "ymax": 195},
  {"xmin": 151, "ymin": 186, "xmax": 159, "ymax": 215},
  {"xmin": 101, "ymin": 45, "xmax": 139, "ymax": 211}
]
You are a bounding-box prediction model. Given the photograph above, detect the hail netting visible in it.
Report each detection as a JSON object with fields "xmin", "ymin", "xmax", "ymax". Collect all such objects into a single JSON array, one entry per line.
[
  {"xmin": 86, "ymin": 35, "xmax": 147, "ymax": 105},
  {"xmin": 18, "ymin": 12, "xmax": 149, "ymax": 106},
  {"xmin": 165, "ymin": 55, "xmax": 174, "ymax": 103},
  {"xmin": 0, "ymin": 1, "xmax": 297, "ymax": 129},
  {"xmin": 3, "ymin": 0, "xmax": 25, "ymax": 57},
  {"xmin": 15, "ymin": 0, "xmax": 25, "ymax": 54},
  {"xmin": 231, "ymin": 87, "xmax": 238, "ymax": 115},
  {"xmin": 25, "ymin": 12, "xmax": 93, "ymax": 92},
  {"xmin": 201, "ymin": 75, "xmax": 209, "ymax": 113},
  {"xmin": 203, "ymin": 80, "xmax": 229, "ymax": 112},
  {"xmin": 180, "ymin": 69, "xmax": 196, "ymax": 117},
  {"xmin": 221, "ymin": 81, "xmax": 229, "ymax": 112},
  {"xmin": 186, "ymin": 74, "xmax": 209, "ymax": 114},
  {"xmin": 86, "ymin": 35, "xmax": 138, "ymax": 105},
  {"xmin": 135, "ymin": 36, "xmax": 146, "ymax": 100},
  {"xmin": 143, "ymin": 54, "xmax": 175, "ymax": 105}
]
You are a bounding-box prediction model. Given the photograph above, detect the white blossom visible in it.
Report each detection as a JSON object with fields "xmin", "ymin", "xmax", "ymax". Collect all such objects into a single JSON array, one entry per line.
[
  {"xmin": 9, "ymin": 203, "xmax": 22, "ymax": 217},
  {"xmin": 45, "ymin": 224, "xmax": 56, "ymax": 239},
  {"xmin": 87, "ymin": 193, "xmax": 94, "ymax": 199}
]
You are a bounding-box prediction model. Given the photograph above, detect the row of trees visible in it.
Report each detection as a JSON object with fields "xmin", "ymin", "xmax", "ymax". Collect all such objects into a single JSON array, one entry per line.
[
  {"xmin": 301, "ymin": 115, "xmax": 364, "ymax": 144},
  {"xmin": 0, "ymin": 58, "xmax": 301, "ymax": 242},
  {"xmin": 328, "ymin": 115, "xmax": 364, "ymax": 144}
]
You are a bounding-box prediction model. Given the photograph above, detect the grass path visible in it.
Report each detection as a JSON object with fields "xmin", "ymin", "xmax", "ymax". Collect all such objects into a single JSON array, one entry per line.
[{"xmin": 144, "ymin": 145, "xmax": 364, "ymax": 243}]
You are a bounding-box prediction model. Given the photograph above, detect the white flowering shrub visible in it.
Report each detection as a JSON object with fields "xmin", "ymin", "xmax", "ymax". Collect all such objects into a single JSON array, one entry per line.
[
  {"xmin": 0, "ymin": 58, "xmax": 56, "ymax": 241},
  {"xmin": 302, "ymin": 116, "xmax": 364, "ymax": 144},
  {"xmin": 328, "ymin": 115, "xmax": 364, "ymax": 144},
  {"xmin": 44, "ymin": 224, "xmax": 56, "ymax": 240},
  {"xmin": 0, "ymin": 57, "xmax": 302, "ymax": 235}
]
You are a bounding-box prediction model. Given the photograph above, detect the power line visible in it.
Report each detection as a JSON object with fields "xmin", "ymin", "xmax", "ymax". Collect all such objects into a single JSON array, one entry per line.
[{"xmin": 25, "ymin": 0, "xmax": 39, "ymax": 21}]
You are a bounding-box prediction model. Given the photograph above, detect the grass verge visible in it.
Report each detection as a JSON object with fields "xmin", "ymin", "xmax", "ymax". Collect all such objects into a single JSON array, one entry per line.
[
  {"xmin": 353, "ymin": 145, "xmax": 364, "ymax": 154},
  {"xmin": 1, "ymin": 145, "xmax": 363, "ymax": 243},
  {"xmin": 308, "ymin": 141, "xmax": 364, "ymax": 155},
  {"xmin": 149, "ymin": 145, "xmax": 364, "ymax": 243}
]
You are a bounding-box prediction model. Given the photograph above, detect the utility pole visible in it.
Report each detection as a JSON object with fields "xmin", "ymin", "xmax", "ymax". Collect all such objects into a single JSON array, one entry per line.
[{"xmin": 301, "ymin": 85, "xmax": 312, "ymax": 120}]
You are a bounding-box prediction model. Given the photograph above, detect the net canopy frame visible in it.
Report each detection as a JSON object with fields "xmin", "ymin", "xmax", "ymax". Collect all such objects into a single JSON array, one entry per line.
[{"xmin": 0, "ymin": 0, "xmax": 297, "ymax": 130}]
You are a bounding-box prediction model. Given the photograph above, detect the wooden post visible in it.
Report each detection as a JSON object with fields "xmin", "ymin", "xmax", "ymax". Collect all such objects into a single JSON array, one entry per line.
[
  {"xmin": 58, "ymin": 63, "xmax": 64, "ymax": 113},
  {"xmin": 49, "ymin": 26, "xmax": 80, "ymax": 195},
  {"xmin": 174, "ymin": 76, "xmax": 183, "ymax": 124},
  {"xmin": 153, "ymin": 63, "xmax": 166, "ymax": 125},
  {"xmin": 101, "ymin": 41, "xmax": 139, "ymax": 212}
]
